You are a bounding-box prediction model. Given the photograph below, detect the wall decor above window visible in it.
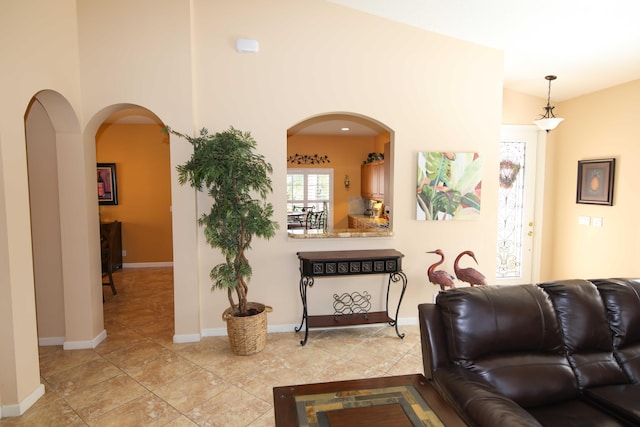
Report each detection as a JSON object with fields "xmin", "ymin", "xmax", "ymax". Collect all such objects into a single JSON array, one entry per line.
[
  {"xmin": 576, "ymin": 158, "xmax": 615, "ymax": 205},
  {"xmin": 287, "ymin": 153, "xmax": 330, "ymax": 165}
]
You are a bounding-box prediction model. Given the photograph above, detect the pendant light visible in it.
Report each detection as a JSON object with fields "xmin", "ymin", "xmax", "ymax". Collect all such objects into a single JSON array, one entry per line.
[{"xmin": 534, "ymin": 75, "xmax": 564, "ymax": 132}]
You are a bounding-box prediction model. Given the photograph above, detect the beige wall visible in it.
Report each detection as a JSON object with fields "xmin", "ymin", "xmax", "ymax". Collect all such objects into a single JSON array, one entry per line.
[
  {"xmin": 26, "ymin": 101, "xmax": 66, "ymax": 341},
  {"xmin": 96, "ymin": 123, "xmax": 173, "ymax": 264},
  {"xmin": 1, "ymin": 0, "xmax": 505, "ymax": 414},
  {"xmin": 503, "ymin": 82, "xmax": 640, "ymax": 280},
  {"xmin": 547, "ymin": 80, "xmax": 640, "ymax": 279},
  {"xmin": 1, "ymin": 0, "xmax": 82, "ymax": 412},
  {"xmin": 3, "ymin": 0, "xmax": 640, "ymax": 416},
  {"xmin": 190, "ymin": 0, "xmax": 503, "ymax": 329}
]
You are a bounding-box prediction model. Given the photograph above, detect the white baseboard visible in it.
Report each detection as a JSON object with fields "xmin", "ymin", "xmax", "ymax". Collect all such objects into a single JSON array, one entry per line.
[
  {"xmin": 38, "ymin": 336, "xmax": 65, "ymax": 346},
  {"xmin": 63, "ymin": 329, "xmax": 106, "ymax": 350},
  {"xmin": 201, "ymin": 327, "xmax": 227, "ymax": 337},
  {"xmin": 200, "ymin": 317, "xmax": 418, "ymax": 338},
  {"xmin": 398, "ymin": 317, "xmax": 418, "ymax": 326},
  {"xmin": 173, "ymin": 333, "xmax": 201, "ymax": 343},
  {"xmin": 123, "ymin": 262, "xmax": 173, "ymax": 268},
  {"xmin": 200, "ymin": 325, "xmax": 291, "ymax": 337},
  {"xmin": 0, "ymin": 384, "xmax": 44, "ymax": 418}
]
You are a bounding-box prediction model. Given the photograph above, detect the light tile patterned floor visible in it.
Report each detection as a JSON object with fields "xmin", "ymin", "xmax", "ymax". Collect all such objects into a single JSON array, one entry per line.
[{"xmin": 0, "ymin": 267, "xmax": 423, "ymax": 426}]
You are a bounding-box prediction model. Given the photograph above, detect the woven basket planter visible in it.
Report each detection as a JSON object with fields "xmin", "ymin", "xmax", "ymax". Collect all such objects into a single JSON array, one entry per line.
[{"xmin": 222, "ymin": 302, "xmax": 272, "ymax": 356}]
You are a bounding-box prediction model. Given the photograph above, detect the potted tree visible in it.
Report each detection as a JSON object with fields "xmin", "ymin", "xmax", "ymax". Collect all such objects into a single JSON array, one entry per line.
[{"xmin": 166, "ymin": 126, "xmax": 279, "ymax": 355}]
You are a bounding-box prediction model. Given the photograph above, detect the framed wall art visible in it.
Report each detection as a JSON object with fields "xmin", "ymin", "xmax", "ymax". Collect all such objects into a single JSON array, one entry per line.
[
  {"xmin": 97, "ymin": 163, "xmax": 118, "ymax": 205},
  {"xmin": 576, "ymin": 158, "xmax": 615, "ymax": 206},
  {"xmin": 416, "ymin": 151, "xmax": 482, "ymax": 220}
]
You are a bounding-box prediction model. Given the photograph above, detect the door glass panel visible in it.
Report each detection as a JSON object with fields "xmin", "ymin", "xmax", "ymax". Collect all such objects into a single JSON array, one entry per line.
[{"xmin": 496, "ymin": 141, "xmax": 526, "ymax": 278}]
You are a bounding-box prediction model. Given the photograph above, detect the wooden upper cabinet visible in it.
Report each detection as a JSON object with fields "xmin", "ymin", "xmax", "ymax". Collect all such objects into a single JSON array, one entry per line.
[
  {"xmin": 361, "ymin": 163, "xmax": 371, "ymax": 197},
  {"xmin": 361, "ymin": 161, "xmax": 384, "ymax": 200}
]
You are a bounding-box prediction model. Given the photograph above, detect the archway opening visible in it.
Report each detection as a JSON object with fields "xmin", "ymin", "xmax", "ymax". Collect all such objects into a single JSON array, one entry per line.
[
  {"xmin": 286, "ymin": 112, "xmax": 394, "ymax": 234},
  {"xmin": 25, "ymin": 90, "xmax": 83, "ymax": 346}
]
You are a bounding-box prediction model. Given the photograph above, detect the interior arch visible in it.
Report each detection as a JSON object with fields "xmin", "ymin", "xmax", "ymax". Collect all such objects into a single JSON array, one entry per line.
[
  {"xmin": 90, "ymin": 104, "xmax": 174, "ymax": 323},
  {"xmin": 25, "ymin": 90, "xmax": 104, "ymax": 347}
]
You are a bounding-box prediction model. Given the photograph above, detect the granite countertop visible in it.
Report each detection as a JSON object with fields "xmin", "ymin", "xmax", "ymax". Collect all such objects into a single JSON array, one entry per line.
[
  {"xmin": 349, "ymin": 214, "xmax": 389, "ymax": 227},
  {"xmin": 288, "ymin": 227, "xmax": 393, "ymax": 239}
]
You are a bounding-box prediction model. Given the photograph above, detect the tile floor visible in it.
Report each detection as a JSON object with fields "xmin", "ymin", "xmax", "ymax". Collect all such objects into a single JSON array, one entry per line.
[{"xmin": 1, "ymin": 267, "xmax": 424, "ymax": 426}]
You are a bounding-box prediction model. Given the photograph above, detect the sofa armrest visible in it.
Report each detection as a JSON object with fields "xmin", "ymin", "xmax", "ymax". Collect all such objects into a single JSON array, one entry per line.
[
  {"xmin": 434, "ymin": 366, "xmax": 543, "ymax": 427},
  {"xmin": 418, "ymin": 303, "xmax": 449, "ymax": 379}
]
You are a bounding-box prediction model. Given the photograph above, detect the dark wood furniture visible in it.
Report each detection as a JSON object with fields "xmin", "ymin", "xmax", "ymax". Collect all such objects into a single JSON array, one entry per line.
[
  {"xmin": 100, "ymin": 221, "xmax": 122, "ymax": 271},
  {"xmin": 273, "ymin": 374, "xmax": 467, "ymax": 427},
  {"xmin": 100, "ymin": 220, "xmax": 121, "ymax": 296},
  {"xmin": 296, "ymin": 249, "xmax": 407, "ymax": 345}
]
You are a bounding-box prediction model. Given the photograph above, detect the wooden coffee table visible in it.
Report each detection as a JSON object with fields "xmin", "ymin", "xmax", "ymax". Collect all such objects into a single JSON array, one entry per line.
[{"xmin": 273, "ymin": 374, "xmax": 467, "ymax": 426}]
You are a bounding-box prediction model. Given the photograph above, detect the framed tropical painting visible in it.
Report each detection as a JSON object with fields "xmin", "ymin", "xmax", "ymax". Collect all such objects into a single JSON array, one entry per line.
[{"xmin": 417, "ymin": 152, "xmax": 482, "ymax": 220}]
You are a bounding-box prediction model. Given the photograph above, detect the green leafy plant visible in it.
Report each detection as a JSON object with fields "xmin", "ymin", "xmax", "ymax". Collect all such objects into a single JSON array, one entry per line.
[{"xmin": 165, "ymin": 126, "xmax": 279, "ymax": 316}]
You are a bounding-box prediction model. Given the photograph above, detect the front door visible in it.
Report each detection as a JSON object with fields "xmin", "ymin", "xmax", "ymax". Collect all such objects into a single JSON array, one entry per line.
[{"xmin": 496, "ymin": 125, "xmax": 539, "ymax": 284}]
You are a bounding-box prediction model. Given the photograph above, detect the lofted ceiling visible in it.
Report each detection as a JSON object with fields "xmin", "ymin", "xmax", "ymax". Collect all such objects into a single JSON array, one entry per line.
[
  {"xmin": 109, "ymin": 1, "xmax": 640, "ymax": 134},
  {"xmin": 327, "ymin": 0, "xmax": 640, "ymax": 102}
]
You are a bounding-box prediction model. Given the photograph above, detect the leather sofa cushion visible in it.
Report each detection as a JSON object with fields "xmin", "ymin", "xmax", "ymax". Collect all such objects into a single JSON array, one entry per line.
[
  {"xmin": 433, "ymin": 367, "xmax": 544, "ymax": 427},
  {"xmin": 436, "ymin": 285, "xmax": 576, "ymax": 407},
  {"xmin": 540, "ymin": 280, "xmax": 628, "ymax": 388},
  {"xmin": 528, "ymin": 398, "xmax": 629, "ymax": 427},
  {"xmin": 462, "ymin": 353, "xmax": 577, "ymax": 407},
  {"xmin": 591, "ymin": 279, "xmax": 640, "ymax": 347},
  {"xmin": 616, "ymin": 344, "xmax": 640, "ymax": 383},
  {"xmin": 437, "ymin": 285, "xmax": 563, "ymax": 360},
  {"xmin": 593, "ymin": 278, "xmax": 640, "ymax": 383},
  {"xmin": 418, "ymin": 303, "xmax": 449, "ymax": 379},
  {"xmin": 584, "ymin": 384, "xmax": 640, "ymax": 425}
]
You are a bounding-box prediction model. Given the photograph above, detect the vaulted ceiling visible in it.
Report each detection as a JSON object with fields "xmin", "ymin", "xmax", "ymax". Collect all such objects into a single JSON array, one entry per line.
[{"xmin": 329, "ymin": 0, "xmax": 640, "ymax": 102}]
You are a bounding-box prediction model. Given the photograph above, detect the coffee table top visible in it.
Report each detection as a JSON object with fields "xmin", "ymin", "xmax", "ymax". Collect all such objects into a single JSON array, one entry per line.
[{"xmin": 273, "ymin": 374, "xmax": 466, "ymax": 427}]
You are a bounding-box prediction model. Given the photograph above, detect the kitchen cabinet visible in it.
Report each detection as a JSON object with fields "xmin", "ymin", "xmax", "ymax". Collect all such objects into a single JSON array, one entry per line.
[{"xmin": 361, "ymin": 161, "xmax": 384, "ymax": 200}]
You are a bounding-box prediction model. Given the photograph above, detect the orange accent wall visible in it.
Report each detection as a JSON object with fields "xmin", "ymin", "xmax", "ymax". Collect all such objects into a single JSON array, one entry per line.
[
  {"xmin": 374, "ymin": 131, "xmax": 390, "ymax": 153},
  {"xmin": 287, "ymin": 134, "xmax": 378, "ymax": 228},
  {"xmin": 96, "ymin": 123, "xmax": 173, "ymax": 263}
]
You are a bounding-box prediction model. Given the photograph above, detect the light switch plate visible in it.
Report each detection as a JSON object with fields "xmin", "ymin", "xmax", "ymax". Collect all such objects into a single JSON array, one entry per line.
[
  {"xmin": 593, "ymin": 217, "xmax": 603, "ymax": 227},
  {"xmin": 578, "ymin": 216, "xmax": 590, "ymax": 225}
]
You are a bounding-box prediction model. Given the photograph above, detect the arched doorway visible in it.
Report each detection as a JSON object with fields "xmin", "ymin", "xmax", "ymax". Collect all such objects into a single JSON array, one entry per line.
[
  {"xmin": 26, "ymin": 90, "xmax": 105, "ymax": 348},
  {"xmin": 96, "ymin": 106, "xmax": 173, "ymax": 274}
]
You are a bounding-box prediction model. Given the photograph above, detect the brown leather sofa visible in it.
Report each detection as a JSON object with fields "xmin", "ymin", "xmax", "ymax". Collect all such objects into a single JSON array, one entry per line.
[{"xmin": 418, "ymin": 278, "xmax": 640, "ymax": 426}]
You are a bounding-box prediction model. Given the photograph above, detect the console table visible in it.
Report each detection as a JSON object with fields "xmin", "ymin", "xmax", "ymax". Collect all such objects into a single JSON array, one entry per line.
[{"xmin": 295, "ymin": 249, "xmax": 408, "ymax": 346}]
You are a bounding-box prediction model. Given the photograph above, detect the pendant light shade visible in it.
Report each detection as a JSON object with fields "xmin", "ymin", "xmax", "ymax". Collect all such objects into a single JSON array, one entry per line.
[
  {"xmin": 534, "ymin": 117, "xmax": 564, "ymax": 131},
  {"xmin": 534, "ymin": 75, "xmax": 564, "ymax": 132}
]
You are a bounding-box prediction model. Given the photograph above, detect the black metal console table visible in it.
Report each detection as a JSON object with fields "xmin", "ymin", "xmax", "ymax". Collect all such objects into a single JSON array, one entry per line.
[{"xmin": 295, "ymin": 249, "xmax": 408, "ymax": 346}]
